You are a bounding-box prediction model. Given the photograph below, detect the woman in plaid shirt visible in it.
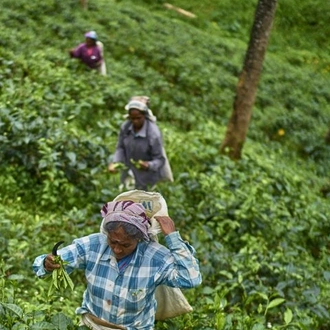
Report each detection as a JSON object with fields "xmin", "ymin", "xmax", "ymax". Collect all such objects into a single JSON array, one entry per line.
[{"xmin": 33, "ymin": 200, "xmax": 202, "ymax": 329}]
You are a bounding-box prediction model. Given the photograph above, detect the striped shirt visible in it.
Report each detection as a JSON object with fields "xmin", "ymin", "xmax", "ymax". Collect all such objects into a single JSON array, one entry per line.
[{"xmin": 33, "ymin": 232, "xmax": 201, "ymax": 330}]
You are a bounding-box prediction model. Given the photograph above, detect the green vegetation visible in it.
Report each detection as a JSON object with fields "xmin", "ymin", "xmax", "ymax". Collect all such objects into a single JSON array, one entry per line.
[
  {"xmin": 47, "ymin": 241, "xmax": 75, "ymax": 297},
  {"xmin": 1, "ymin": 0, "xmax": 329, "ymax": 329}
]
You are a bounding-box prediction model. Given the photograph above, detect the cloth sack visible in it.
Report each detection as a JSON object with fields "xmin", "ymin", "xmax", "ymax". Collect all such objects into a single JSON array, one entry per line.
[
  {"xmin": 96, "ymin": 41, "xmax": 107, "ymax": 76},
  {"xmin": 100, "ymin": 190, "xmax": 192, "ymax": 320},
  {"xmin": 154, "ymin": 285, "xmax": 193, "ymax": 320},
  {"xmin": 159, "ymin": 147, "xmax": 174, "ymax": 183}
]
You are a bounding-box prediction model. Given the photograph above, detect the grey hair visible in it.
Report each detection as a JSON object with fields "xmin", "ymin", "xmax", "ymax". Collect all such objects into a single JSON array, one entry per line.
[{"xmin": 105, "ymin": 222, "xmax": 145, "ymax": 241}]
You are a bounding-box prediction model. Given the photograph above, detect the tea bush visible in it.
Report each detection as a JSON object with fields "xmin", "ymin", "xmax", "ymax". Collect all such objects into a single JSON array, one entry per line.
[{"xmin": 1, "ymin": 0, "xmax": 330, "ymax": 329}]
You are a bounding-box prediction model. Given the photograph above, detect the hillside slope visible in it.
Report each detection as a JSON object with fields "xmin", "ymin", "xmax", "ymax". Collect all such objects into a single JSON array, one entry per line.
[{"xmin": 0, "ymin": 0, "xmax": 330, "ymax": 329}]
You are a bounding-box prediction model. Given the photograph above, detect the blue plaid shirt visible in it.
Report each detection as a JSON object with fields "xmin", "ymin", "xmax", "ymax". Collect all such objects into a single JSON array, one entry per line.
[{"xmin": 33, "ymin": 232, "xmax": 202, "ymax": 330}]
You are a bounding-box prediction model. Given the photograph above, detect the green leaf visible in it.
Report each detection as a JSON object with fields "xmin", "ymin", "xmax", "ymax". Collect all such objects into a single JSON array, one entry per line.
[
  {"xmin": 267, "ymin": 298, "xmax": 285, "ymax": 310},
  {"xmin": 2, "ymin": 303, "xmax": 23, "ymax": 317},
  {"xmin": 11, "ymin": 322, "xmax": 27, "ymax": 330},
  {"xmin": 323, "ymin": 271, "xmax": 330, "ymax": 281},
  {"xmin": 245, "ymin": 292, "xmax": 268, "ymax": 306},
  {"xmin": 65, "ymin": 151, "xmax": 76, "ymax": 165},
  {"xmin": 30, "ymin": 322, "xmax": 57, "ymax": 330},
  {"xmin": 63, "ymin": 270, "xmax": 74, "ymax": 291},
  {"xmin": 218, "ymin": 270, "xmax": 233, "ymax": 279},
  {"xmin": 201, "ymin": 286, "xmax": 214, "ymax": 295},
  {"xmin": 48, "ymin": 281, "xmax": 55, "ymax": 297},
  {"xmin": 7, "ymin": 274, "xmax": 25, "ymax": 281},
  {"xmin": 284, "ymin": 308, "xmax": 293, "ymax": 325},
  {"xmin": 251, "ymin": 324, "xmax": 265, "ymax": 330},
  {"xmin": 51, "ymin": 312, "xmax": 73, "ymax": 330},
  {"xmin": 52, "ymin": 269, "xmax": 58, "ymax": 289}
]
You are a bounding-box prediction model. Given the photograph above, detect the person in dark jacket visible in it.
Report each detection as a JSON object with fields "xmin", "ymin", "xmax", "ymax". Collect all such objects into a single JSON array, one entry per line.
[{"xmin": 108, "ymin": 97, "xmax": 166, "ymax": 190}]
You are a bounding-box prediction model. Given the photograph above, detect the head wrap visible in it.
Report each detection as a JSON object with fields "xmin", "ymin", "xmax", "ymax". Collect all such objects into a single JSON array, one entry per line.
[
  {"xmin": 85, "ymin": 31, "xmax": 97, "ymax": 40},
  {"xmin": 125, "ymin": 100, "xmax": 149, "ymax": 112},
  {"xmin": 124, "ymin": 97, "xmax": 157, "ymax": 123},
  {"xmin": 101, "ymin": 200, "xmax": 151, "ymax": 241}
]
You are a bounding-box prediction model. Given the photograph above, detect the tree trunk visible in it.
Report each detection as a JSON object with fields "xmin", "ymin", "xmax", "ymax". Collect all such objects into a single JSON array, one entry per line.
[
  {"xmin": 220, "ymin": 0, "xmax": 278, "ymax": 160},
  {"xmin": 325, "ymin": 129, "xmax": 330, "ymax": 144},
  {"xmin": 80, "ymin": 0, "xmax": 88, "ymax": 10}
]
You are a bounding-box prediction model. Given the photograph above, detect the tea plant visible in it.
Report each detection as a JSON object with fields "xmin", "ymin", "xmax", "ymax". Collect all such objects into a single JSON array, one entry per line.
[{"xmin": 0, "ymin": 0, "xmax": 330, "ymax": 329}]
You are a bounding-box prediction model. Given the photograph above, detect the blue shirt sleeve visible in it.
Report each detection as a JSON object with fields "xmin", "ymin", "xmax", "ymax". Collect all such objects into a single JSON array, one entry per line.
[
  {"xmin": 159, "ymin": 231, "xmax": 202, "ymax": 288},
  {"xmin": 32, "ymin": 254, "xmax": 49, "ymax": 277}
]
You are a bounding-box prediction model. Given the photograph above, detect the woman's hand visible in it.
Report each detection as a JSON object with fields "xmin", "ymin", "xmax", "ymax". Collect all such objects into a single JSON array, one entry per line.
[
  {"xmin": 95, "ymin": 60, "xmax": 103, "ymax": 67},
  {"xmin": 154, "ymin": 216, "xmax": 176, "ymax": 235},
  {"xmin": 68, "ymin": 49, "xmax": 75, "ymax": 57},
  {"xmin": 43, "ymin": 254, "xmax": 61, "ymax": 272},
  {"xmin": 138, "ymin": 161, "xmax": 149, "ymax": 170},
  {"xmin": 108, "ymin": 163, "xmax": 118, "ymax": 173}
]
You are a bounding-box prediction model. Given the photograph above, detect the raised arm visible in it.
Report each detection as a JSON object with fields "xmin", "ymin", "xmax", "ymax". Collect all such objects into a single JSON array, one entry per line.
[{"xmin": 154, "ymin": 216, "xmax": 202, "ymax": 289}]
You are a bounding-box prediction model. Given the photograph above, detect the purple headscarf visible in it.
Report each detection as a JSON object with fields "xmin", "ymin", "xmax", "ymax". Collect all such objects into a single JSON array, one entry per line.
[{"xmin": 101, "ymin": 200, "xmax": 151, "ymax": 241}]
